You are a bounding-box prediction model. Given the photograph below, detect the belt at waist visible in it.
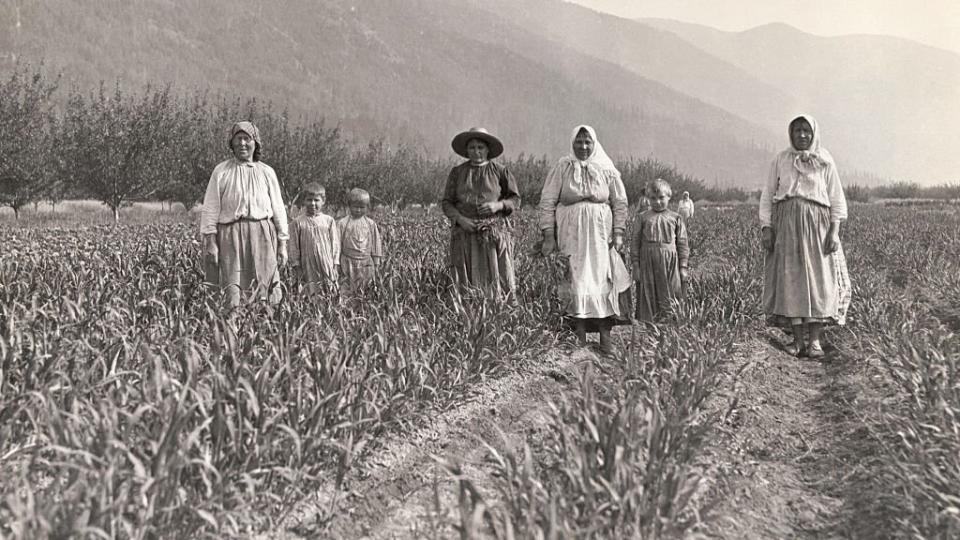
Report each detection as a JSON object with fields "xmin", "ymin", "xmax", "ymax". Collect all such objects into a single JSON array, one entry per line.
[
  {"xmin": 559, "ymin": 198, "xmax": 605, "ymax": 207},
  {"xmin": 219, "ymin": 216, "xmax": 270, "ymax": 225}
]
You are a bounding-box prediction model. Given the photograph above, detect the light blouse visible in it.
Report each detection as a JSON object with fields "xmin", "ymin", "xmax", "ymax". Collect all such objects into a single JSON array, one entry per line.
[
  {"xmin": 200, "ymin": 158, "xmax": 289, "ymax": 240},
  {"xmin": 759, "ymin": 151, "xmax": 847, "ymax": 227},
  {"xmin": 538, "ymin": 160, "xmax": 628, "ymax": 233},
  {"xmin": 337, "ymin": 216, "xmax": 383, "ymax": 261}
]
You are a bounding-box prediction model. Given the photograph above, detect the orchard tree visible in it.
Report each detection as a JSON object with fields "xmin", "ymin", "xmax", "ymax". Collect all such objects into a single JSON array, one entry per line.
[
  {"xmin": 262, "ymin": 113, "xmax": 347, "ymax": 209},
  {"xmin": 63, "ymin": 82, "xmax": 176, "ymax": 222},
  {"xmin": 161, "ymin": 90, "xmax": 225, "ymax": 212},
  {"xmin": 0, "ymin": 63, "xmax": 59, "ymax": 218}
]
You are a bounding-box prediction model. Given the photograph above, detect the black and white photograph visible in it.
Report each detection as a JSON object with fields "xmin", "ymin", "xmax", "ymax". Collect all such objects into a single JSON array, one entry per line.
[{"xmin": 2, "ymin": 0, "xmax": 959, "ymax": 537}]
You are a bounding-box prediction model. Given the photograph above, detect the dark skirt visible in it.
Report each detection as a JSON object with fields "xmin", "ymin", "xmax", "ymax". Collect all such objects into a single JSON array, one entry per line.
[{"xmin": 448, "ymin": 224, "xmax": 516, "ymax": 296}]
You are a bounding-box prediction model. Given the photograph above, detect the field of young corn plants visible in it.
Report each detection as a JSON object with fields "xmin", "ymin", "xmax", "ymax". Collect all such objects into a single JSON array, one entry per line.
[{"xmin": 2, "ymin": 203, "xmax": 959, "ymax": 539}]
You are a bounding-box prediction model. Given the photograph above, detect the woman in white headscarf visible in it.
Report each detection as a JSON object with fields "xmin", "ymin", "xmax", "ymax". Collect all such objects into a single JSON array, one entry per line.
[
  {"xmin": 539, "ymin": 125, "xmax": 631, "ymax": 355},
  {"xmin": 760, "ymin": 114, "xmax": 851, "ymax": 359}
]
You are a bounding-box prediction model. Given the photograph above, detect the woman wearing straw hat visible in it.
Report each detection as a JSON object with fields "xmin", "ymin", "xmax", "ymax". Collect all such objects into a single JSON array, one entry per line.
[
  {"xmin": 200, "ymin": 121, "xmax": 289, "ymax": 308},
  {"xmin": 441, "ymin": 127, "xmax": 521, "ymax": 296}
]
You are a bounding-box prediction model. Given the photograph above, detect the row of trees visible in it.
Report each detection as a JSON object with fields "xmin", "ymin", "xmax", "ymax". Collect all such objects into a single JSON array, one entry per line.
[{"xmin": 1, "ymin": 63, "xmax": 748, "ymax": 222}]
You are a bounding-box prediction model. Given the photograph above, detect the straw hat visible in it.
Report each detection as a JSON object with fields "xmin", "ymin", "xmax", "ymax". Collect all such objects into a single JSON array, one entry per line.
[{"xmin": 451, "ymin": 127, "xmax": 504, "ymax": 159}]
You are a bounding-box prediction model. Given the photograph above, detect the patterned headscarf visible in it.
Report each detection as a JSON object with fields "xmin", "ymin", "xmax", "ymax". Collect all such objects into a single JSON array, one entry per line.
[
  {"xmin": 559, "ymin": 124, "xmax": 621, "ymax": 186},
  {"xmin": 229, "ymin": 121, "xmax": 262, "ymax": 148}
]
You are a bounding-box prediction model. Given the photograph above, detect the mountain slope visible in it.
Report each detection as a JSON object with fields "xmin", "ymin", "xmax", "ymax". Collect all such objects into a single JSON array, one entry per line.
[
  {"xmin": 642, "ymin": 18, "xmax": 960, "ymax": 183},
  {"xmin": 0, "ymin": 0, "xmax": 779, "ymax": 187}
]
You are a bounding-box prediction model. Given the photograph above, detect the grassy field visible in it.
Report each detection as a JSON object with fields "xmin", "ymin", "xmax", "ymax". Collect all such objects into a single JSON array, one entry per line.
[{"xmin": 1, "ymin": 204, "xmax": 959, "ymax": 538}]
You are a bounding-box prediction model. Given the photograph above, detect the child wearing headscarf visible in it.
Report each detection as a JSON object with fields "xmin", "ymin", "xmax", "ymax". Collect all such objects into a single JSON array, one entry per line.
[
  {"xmin": 337, "ymin": 188, "xmax": 383, "ymax": 290},
  {"xmin": 289, "ymin": 182, "xmax": 340, "ymax": 293}
]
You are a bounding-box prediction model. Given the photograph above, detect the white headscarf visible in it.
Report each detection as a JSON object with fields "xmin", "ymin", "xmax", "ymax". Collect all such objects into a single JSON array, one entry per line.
[
  {"xmin": 559, "ymin": 124, "xmax": 621, "ymax": 185},
  {"xmin": 787, "ymin": 114, "xmax": 834, "ymax": 175}
]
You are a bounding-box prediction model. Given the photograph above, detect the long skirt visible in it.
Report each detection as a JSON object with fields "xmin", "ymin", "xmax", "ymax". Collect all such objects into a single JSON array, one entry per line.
[
  {"xmin": 449, "ymin": 226, "xmax": 515, "ymax": 296},
  {"xmin": 209, "ymin": 219, "xmax": 282, "ymax": 307},
  {"xmin": 557, "ymin": 201, "xmax": 631, "ymax": 329},
  {"xmin": 763, "ymin": 197, "xmax": 851, "ymax": 327},
  {"xmin": 635, "ymin": 244, "xmax": 682, "ymax": 322}
]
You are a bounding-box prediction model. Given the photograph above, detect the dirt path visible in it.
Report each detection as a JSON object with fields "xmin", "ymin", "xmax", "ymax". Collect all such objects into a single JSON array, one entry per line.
[
  {"xmin": 267, "ymin": 346, "xmax": 596, "ymax": 539},
  {"xmin": 699, "ymin": 329, "xmax": 894, "ymax": 539},
  {"xmin": 261, "ymin": 327, "xmax": 894, "ymax": 539}
]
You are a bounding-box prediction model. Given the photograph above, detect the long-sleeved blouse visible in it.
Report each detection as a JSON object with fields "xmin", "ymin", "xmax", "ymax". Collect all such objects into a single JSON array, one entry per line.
[
  {"xmin": 441, "ymin": 161, "xmax": 520, "ymax": 222},
  {"xmin": 538, "ymin": 160, "xmax": 628, "ymax": 233},
  {"xmin": 631, "ymin": 209, "xmax": 689, "ymax": 268},
  {"xmin": 289, "ymin": 213, "xmax": 340, "ymax": 271},
  {"xmin": 337, "ymin": 216, "xmax": 383, "ymax": 261},
  {"xmin": 200, "ymin": 158, "xmax": 289, "ymax": 240},
  {"xmin": 759, "ymin": 151, "xmax": 847, "ymax": 227}
]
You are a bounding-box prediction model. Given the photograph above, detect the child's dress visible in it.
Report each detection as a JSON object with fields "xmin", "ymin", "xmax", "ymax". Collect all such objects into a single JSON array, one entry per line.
[
  {"xmin": 632, "ymin": 209, "xmax": 689, "ymax": 321},
  {"xmin": 289, "ymin": 213, "xmax": 340, "ymax": 292},
  {"xmin": 337, "ymin": 215, "xmax": 383, "ymax": 288}
]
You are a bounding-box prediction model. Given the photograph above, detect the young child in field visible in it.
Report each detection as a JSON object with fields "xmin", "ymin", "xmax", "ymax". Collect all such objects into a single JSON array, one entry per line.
[
  {"xmin": 337, "ymin": 188, "xmax": 383, "ymax": 290},
  {"xmin": 289, "ymin": 183, "xmax": 340, "ymax": 293},
  {"xmin": 632, "ymin": 178, "xmax": 689, "ymax": 322}
]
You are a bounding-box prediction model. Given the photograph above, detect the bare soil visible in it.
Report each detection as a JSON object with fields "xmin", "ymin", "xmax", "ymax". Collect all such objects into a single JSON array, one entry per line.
[
  {"xmin": 261, "ymin": 327, "xmax": 892, "ymax": 539},
  {"xmin": 698, "ymin": 328, "xmax": 895, "ymax": 539}
]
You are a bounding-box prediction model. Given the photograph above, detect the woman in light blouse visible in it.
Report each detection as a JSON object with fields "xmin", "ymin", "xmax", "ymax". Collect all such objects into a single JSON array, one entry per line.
[
  {"xmin": 200, "ymin": 121, "xmax": 288, "ymax": 307},
  {"xmin": 539, "ymin": 125, "xmax": 630, "ymax": 356},
  {"xmin": 760, "ymin": 114, "xmax": 851, "ymax": 358}
]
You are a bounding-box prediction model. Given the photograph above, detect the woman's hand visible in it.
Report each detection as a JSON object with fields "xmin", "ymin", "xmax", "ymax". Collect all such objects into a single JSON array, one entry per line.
[
  {"xmin": 761, "ymin": 227, "xmax": 775, "ymax": 252},
  {"xmin": 541, "ymin": 229, "xmax": 557, "ymax": 257},
  {"xmin": 478, "ymin": 201, "xmax": 503, "ymax": 217},
  {"xmin": 611, "ymin": 232, "xmax": 624, "ymax": 252},
  {"xmin": 456, "ymin": 215, "xmax": 477, "ymax": 232},
  {"xmin": 203, "ymin": 234, "xmax": 219, "ymax": 266},
  {"xmin": 824, "ymin": 229, "xmax": 841, "ymax": 254},
  {"xmin": 277, "ymin": 240, "xmax": 288, "ymax": 267}
]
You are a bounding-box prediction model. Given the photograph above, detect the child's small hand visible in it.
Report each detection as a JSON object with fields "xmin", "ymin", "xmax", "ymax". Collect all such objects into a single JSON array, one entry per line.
[
  {"xmin": 333, "ymin": 264, "xmax": 340, "ymax": 281},
  {"xmin": 541, "ymin": 232, "xmax": 557, "ymax": 257},
  {"xmin": 680, "ymin": 267, "xmax": 689, "ymax": 282}
]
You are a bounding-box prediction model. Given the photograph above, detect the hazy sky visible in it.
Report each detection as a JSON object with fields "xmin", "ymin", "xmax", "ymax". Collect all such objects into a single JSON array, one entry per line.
[{"xmin": 569, "ymin": 0, "xmax": 960, "ymax": 55}]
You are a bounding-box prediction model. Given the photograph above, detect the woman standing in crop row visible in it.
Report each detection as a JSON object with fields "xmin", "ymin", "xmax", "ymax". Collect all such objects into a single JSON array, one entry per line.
[
  {"xmin": 200, "ymin": 121, "xmax": 289, "ymax": 308},
  {"xmin": 760, "ymin": 114, "xmax": 851, "ymax": 358}
]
